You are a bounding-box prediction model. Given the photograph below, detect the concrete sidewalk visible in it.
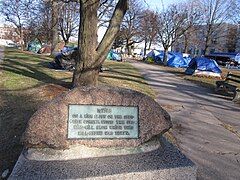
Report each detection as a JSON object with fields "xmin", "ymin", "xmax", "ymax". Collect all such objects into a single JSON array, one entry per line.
[{"xmin": 130, "ymin": 61, "xmax": 240, "ymax": 180}]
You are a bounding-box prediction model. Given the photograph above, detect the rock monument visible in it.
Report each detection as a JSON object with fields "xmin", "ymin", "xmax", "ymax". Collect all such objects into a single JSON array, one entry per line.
[{"xmin": 9, "ymin": 86, "xmax": 197, "ymax": 179}]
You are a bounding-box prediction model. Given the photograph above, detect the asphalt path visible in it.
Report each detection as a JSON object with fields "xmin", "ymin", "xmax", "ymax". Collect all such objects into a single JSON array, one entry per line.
[{"xmin": 130, "ymin": 60, "xmax": 240, "ymax": 180}]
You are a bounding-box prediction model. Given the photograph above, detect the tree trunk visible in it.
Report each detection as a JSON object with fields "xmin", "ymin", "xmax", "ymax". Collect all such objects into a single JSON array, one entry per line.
[
  {"xmin": 64, "ymin": 37, "xmax": 69, "ymax": 45},
  {"xmin": 51, "ymin": 1, "xmax": 59, "ymax": 55},
  {"xmin": 183, "ymin": 34, "xmax": 188, "ymax": 53},
  {"xmin": 72, "ymin": 0, "xmax": 128, "ymax": 87},
  {"xmin": 203, "ymin": 24, "xmax": 212, "ymax": 55},
  {"xmin": 127, "ymin": 45, "xmax": 132, "ymax": 55},
  {"xmin": 143, "ymin": 39, "xmax": 147, "ymax": 56},
  {"xmin": 203, "ymin": 34, "xmax": 210, "ymax": 55},
  {"xmin": 163, "ymin": 48, "xmax": 168, "ymax": 66},
  {"xmin": 20, "ymin": 28, "xmax": 24, "ymax": 51},
  {"xmin": 126, "ymin": 39, "xmax": 132, "ymax": 56},
  {"xmin": 72, "ymin": 0, "xmax": 99, "ymax": 87},
  {"xmin": 148, "ymin": 40, "xmax": 152, "ymax": 50}
]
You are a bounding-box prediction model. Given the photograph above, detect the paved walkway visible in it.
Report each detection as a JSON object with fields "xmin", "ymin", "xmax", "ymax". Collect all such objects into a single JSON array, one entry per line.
[{"xmin": 130, "ymin": 60, "xmax": 240, "ymax": 180}]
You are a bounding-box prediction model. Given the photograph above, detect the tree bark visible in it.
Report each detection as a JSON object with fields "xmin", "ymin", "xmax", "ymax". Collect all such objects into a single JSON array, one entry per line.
[
  {"xmin": 143, "ymin": 39, "xmax": 147, "ymax": 56},
  {"xmin": 72, "ymin": 0, "xmax": 128, "ymax": 87},
  {"xmin": 203, "ymin": 24, "xmax": 212, "ymax": 55},
  {"xmin": 51, "ymin": 0, "xmax": 59, "ymax": 55},
  {"xmin": 20, "ymin": 28, "xmax": 24, "ymax": 51},
  {"xmin": 148, "ymin": 40, "xmax": 152, "ymax": 50},
  {"xmin": 72, "ymin": 0, "xmax": 99, "ymax": 87},
  {"xmin": 163, "ymin": 48, "xmax": 168, "ymax": 66},
  {"xmin": 183, "ymin": 34, "xmax": 188, "ymax": 53},
  {"xmin": 126, "ymin": 44, "xmax": 132, "ymax": 56}
]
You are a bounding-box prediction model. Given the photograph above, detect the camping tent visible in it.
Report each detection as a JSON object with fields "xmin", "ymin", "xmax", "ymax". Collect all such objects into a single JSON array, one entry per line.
[
  {"xmin": 185, "ymin": 57, "xmax": 222, "ymax": 75},
  {"xmin": 146, "ymin": 50, "xmax": 167, "ymax": 64},
  {"xmin": 38, "ymin": 45, "xmax": 51, "ymax": 54},
  {"xmin": 146, "ymin": 50, "xmax": 191, "ymax": 67},
  {"xmin": 107, "ymin": 50, "xmax": 122, "ymax": 61},
  {"xmin": 167, "ymin": 52, "xmax": 191, "ymax": 68},
  {"xmin": 27, "ymin": 39, "xmax": 42, "ymax": 53}
]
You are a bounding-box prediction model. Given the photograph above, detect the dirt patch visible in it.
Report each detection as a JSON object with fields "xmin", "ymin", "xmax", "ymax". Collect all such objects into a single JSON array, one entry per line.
[{"xmin": 0, "ymin": 84, "xmax": 68, "ymax": 177}]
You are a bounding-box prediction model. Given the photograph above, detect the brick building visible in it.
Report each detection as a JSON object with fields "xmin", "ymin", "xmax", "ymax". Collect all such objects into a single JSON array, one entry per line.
[{"xmin": 0, "ymin": 26, "xmax": 21, "ymax": 44}]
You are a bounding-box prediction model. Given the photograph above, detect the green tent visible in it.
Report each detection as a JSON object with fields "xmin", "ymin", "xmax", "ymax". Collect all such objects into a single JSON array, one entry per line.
[
  {"xmin": 27, "ymin": 39, "xmax": 42, "ymax": 53},
  {"xmin": 107, "ymin": 50, "xmax": 122, "ymax": 61}
]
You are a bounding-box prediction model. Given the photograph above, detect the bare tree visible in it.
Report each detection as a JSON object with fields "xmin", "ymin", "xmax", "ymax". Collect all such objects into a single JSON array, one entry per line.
[
  {"xmin": 28, "ymin": 0, "xmax": 79, "ymax": 48},
  {"xmin": 50, "ymin": 0, "xmax": 60, "ymax": 54},
  {"xmin": 118, "ymin": 0, "xmax": 143, "ymax": 55},
  {"xmin": 223, "ymin": 0, "xmax": 240, "ymax": 24},
  {"xmin": 139, "ymin": 10, "xmax": 158, "ymax": 56},
  {"xmin": 72, "ymin": 0, "xmax": 128, "ymax": 87},
  {"xmin": 58, "ymin": 1, "xmax": 80, "ymax": 45},
  {"xmin": 0, "ymin": 0, "xmax": 38, "ymax": 50},
  {"xmin": 157, "ymin": 2, "xmax": 199, "ymax": 65},
  {"xmin": 37, "ymin": 1, "xmax": 53, "ymax": 43},
  {"xmin": 196, "ymin": 0, "xmax": 232, "ymax": 54},
  {"xmin": 21, "ymin": 1, "xmax": 50, "ymax": 44},
  {"xmin": 98, "ymin": 0, "xmax": 115, "ymax": 27}
]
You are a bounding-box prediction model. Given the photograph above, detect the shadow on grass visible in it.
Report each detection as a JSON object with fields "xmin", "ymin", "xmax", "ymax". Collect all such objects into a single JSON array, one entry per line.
[
  {"xmin": 110, "ymin": 69, "xmax": 146, "ymax": 80},
  {"xmin": 100, "ymin": 68, "xmax": 148, "ymax": 86},
  {"xmin": 3, "ymin": 58, "xmax": 71, "ymax": 89}
]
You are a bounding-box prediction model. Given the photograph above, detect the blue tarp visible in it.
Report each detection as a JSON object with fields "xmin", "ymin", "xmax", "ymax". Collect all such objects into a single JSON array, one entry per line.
[
  {"xmin": 146, "ymin": 50, "xmax": 191, "ymax": 67},
  {"xmin": 146, "ymin": 50, "xmax": 163, "ymax": 63},
  {"xmin": 185, "ymin": 57, "xmax": 222, "ymax": 75},
  {"xmin": 167, "ymin": 52, "xmax": 191, "ymax": 68},
  {"xmin": 107, "ymin": 50, "xmax": 122, "ymax": 61}
]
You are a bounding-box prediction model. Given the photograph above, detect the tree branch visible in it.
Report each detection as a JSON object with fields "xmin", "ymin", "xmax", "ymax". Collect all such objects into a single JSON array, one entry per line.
[{"xmin": 96, "ymin": 0, "xmax": 128, "ymax": 65}]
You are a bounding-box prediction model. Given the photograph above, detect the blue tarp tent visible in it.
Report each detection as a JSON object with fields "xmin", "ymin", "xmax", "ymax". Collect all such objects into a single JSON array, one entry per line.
[
  {"xmin": 146, "ymin": 50, "xmax": 163, "ymax": 63},
  {"xmin": 146, "ymin": 50, "xmax": 178, "ymax": 64},
  {"xmin": 107, "ymin": 50, "xmax": 122, "ymax": 61},
  {"xmin": 185, "ymin": 57, "xmax": 222, "ymax": 75},
  {"xmin": 146, "ymin": 50, "xmax": 191, "ymax": 67},
  {"xmin": 167, "ymin": 52, "xmax": 191, "ymax": 68}
]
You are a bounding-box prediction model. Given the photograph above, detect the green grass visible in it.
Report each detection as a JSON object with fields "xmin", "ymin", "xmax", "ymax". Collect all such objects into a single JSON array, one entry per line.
[
  {"xmin": 100, "ymin": 60, "xmax": 155, "ymax": 98},
  {"xmin": 1, "ymin": 49, "xmax": 155, "ymax": 97},
  {"xmin": 2, "ymin": 49, "xmax": 72, "ymax": 90}
]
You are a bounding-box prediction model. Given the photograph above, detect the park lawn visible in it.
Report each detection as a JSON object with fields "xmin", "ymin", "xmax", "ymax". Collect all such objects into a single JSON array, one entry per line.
[
  {"xmin": 2, "ymin": 49, "xmax": 72, "ymax": 90},
  {"xmin": 0, "ymin": 48, "xmax": 155, "ymax": 176},
  {"xmin": 1, "ymin": 48, "xmax": 155, "ymax": 97}
]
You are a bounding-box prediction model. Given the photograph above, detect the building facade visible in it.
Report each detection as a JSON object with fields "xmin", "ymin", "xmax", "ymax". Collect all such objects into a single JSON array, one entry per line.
[
  {"xmin": 172, "ymin": 23, "xmax": 239, "ymax": 56},
  {"xmin": 0, "ymin": 26, "xmax": 21, "ymax": 43}
]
